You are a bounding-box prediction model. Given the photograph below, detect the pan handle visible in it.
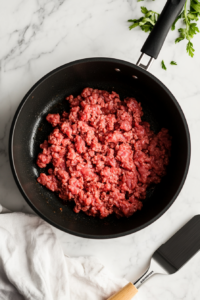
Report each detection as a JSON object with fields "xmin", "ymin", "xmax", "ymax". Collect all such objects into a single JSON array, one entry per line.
[{"xmin": 137, "ymin": 0, "xmax": 186, "ymax": 70}]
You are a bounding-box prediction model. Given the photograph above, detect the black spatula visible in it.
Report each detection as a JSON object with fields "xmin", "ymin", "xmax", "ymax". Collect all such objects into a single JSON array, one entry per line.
[{"xmin": 108, "ymin": 215, "xmax": 200, "ymax": 300}]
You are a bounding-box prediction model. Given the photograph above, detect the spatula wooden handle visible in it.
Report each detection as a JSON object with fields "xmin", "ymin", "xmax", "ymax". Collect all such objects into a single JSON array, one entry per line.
[{"xmin": 107, "ymin": 282, "xmax": 138, "ymax": 300}]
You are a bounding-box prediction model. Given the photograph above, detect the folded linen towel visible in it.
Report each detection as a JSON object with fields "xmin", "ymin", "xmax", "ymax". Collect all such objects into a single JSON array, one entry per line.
[{"xmin": 0, "ymin": 204, "xmax": 130, "ymax": 300}]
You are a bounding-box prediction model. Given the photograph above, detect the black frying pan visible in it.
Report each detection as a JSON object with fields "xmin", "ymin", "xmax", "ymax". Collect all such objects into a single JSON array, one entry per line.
[{"xmin": 9, "ymin": 0, "xmax": 190, "ymax": 239}]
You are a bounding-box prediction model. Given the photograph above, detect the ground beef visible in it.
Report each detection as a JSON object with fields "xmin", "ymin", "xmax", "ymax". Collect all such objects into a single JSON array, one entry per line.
[{"xmin": 37, "ymin": 88, "xmax": 171, "ymax": 218}]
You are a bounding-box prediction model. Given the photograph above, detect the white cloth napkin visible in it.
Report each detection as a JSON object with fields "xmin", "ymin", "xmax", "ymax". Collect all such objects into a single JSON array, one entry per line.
[{"xmin": 0, "ymin": 204, "xmax": 129, "ymax": 300}]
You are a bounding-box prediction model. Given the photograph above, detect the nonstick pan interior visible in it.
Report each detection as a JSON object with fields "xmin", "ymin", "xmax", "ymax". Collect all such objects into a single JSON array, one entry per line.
[{"xmin": 10, "ymin": 58, "xmax": 190, "ymax": 238}]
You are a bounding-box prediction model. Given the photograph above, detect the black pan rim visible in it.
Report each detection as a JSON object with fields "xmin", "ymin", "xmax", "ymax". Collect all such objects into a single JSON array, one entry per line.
[{"xmin": 9, "ymin": 57, "xmax": 191, "ymax": 239}]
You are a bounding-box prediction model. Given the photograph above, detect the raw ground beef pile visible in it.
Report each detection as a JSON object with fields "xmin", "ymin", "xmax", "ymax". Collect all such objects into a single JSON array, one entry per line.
[{"xmin": 37, "ymin": 88, "xmax": 171, "ymax": 218}]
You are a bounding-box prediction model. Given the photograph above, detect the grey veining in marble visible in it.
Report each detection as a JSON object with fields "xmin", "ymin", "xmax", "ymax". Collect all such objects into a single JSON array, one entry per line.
[{"xmin": 1, "ymin": 1, "xmax": 200, "ymax": 299}]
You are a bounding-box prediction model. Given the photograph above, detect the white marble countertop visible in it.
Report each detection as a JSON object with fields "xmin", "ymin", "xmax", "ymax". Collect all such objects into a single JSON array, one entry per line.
[{"xmin": 1, "ymin": 1, "xmax": 200, "ymax": 299}]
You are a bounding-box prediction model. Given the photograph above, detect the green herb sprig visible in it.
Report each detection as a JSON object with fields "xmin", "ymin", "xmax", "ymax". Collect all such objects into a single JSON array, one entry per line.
[
  {"xmin": 174, "ymin": 0, "xmax": 200, "ymax": 57},
  {"xmin": 128, "ymin": 7, "xmax": 160, "ymax": 33}
]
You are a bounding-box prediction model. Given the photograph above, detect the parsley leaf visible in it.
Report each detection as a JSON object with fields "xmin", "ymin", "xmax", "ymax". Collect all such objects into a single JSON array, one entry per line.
[
  {"xmin": 170, "ymin": 61, "xmax": 177, "ymax": 65},
  {"xmin": 141, "ymin": 6, "xmax": 148, "ymax": 14},
  {"xmin": 161, "ymin": 60, "xmax": 167, "ymax": 70},
  {"xmin": 128, "ymin": 6, "xmax": 160, "ymax": 33},
  {"xmin": 187, "ymin": 41, "xmax": 195, "ymax": 57}
]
